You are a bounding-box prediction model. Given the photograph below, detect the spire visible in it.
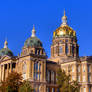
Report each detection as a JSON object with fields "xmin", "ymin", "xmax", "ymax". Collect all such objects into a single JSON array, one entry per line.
[
  {"xmin": 64, "ymin": 9, "xmax": 66, "ymax": 16},
  {"xmin": 31, "ymin": 25, "xmax": 36, "ymax": 37},
  {"xmin": 61, "ymin": 10, "xmax": 67, "ymax": 26},
  {"xmin": 4, "ymin": 39, "xmax": 8, "ymax": 48}
]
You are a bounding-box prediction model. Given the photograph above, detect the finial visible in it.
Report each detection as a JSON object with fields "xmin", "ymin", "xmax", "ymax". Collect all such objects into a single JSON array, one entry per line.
[
  {"xmin": 4, "ymin": 39, "xmax": 8, "ymax": 48},
  {"xmin": 61, "ymin": 9, "xmax": 67, "ymax": 26},
  {"xmin": 64, "ymin": 9, "xmax": 65, "ymax": 16},
  {"xmin": 31, "ymin": 25, "xmax": 36, "ymax": 37},
  {"xmin": 33, "ymin": 24, "xmax": 35, "ymax": 30}
]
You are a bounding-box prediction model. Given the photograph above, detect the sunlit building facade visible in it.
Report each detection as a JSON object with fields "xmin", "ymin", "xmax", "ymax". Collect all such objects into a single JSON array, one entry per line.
[{"xmin": 0, "ymin": 11, "xmax": 92, "ymax": 92}]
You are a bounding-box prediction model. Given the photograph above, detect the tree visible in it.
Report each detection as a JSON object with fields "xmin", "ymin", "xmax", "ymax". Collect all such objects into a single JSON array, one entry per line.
[
  {"xmin": 0, "ymin": 72, "xmax": 23, "ymax": 92},
  {"xmin": 57, "ymin": 68, "xmax": 80, "ymax": 92},
  {"xmin": 19, "ymin": 80, "xmax": 33, "ymax": 92},
  {"xmin": 0, "ymin": 81, "xmax": 7, "ymax": 92}
]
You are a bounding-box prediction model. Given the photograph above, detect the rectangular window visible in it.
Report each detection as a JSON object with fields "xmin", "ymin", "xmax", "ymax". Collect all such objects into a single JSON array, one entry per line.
[
  {"xmin": 72, "ymin": 76, "xmax": 74, "ymax": 80},
  {"xmin": 83, "ymin": 76, "xmax": 86, "ymax": 82},
  {"xmin": 22, "ymin": 74, "xmax": 26, "ymax": 80},
  {"xmin": 47, "ymin": 70, "xmax": 50, "ymax": 82},
  {"xmin": 88, "ymin": 75, "xmax": 91, "ymax": 82},
  {"xmin": 59, "ymin": 46, "xmax": 62, "ymax": 54},
  {"xmin": 78, "ymin": 65, "xmax": 80, "ymax": 72},
  {"xmin": 47, "ymin": 87, "xmax": 50, "ymax": 92},
  {"xmin": 72, "ymin": 66, "xmax": 74, "ymax": 72},
  {"xmin": 84, "ymin": 88, "xmax": 86, "ymax": 92},
  {"xmin": 89, "ymin": 87, "xmax": 91, "ymax": 92},
  {"xmin": 83, "ymin": 65, "xmax": 85, "ymax": 72},
  {"xmin": 39, "ymin": 73, "xmax": 41, "ymax": 81},
  {"xmin": 78, "ymin": 76, "xmax": 80, "ymax": 82},
  {"xmin": 51, "ymin": 71, "xmax": 54, "ymax": 82},
  {"xmin": 88, "ymin": 65, "xmax": 91, "ymax": 73},
  {"xmin": 52, "ymin": 88, "xmax": 55, "ymax": 92}
]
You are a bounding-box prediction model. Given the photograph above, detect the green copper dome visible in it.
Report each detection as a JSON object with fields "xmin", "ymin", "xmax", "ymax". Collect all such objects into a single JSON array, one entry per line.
[
  {"xmin": 24, "ymin": 26, "xmax": 43, "ymax": 48},
  {"xmin": 0, "ymin": 48, "xmax": 13, "ymax": 57},
  {"xmin": 24, "ymin": 37, "xmax": 42, "ymax": 47},
  {"xmin": 0, "ymin": 40, "xmax": 13, "ymax": 57}
]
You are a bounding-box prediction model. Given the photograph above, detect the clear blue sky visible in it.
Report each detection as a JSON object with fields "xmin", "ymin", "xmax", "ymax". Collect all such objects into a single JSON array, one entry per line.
[{"xmin": 0, "ymin": 0, "xmax": 92, "ymax": 57}]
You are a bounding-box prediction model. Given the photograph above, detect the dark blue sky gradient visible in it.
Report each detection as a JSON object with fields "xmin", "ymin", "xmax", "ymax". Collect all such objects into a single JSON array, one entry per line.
[{"xmin": 0, "ymin": 0, "xmax": 92, "ymax": 57}]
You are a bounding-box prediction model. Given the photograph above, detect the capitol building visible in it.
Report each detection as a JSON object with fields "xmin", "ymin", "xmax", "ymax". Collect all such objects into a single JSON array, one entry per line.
[{"xmin": 0, "ymin": 11, "xmax": 92, "ymax": 92}]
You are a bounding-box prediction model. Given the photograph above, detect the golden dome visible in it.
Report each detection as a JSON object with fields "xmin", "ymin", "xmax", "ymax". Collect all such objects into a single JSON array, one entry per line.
[
  {"xmin": 53, "ymin": 25, "xmax": 76, "ymax": 38},
  {"xmin": 53, "ymin": 10, "xmax": 76, "ymax": 38}
]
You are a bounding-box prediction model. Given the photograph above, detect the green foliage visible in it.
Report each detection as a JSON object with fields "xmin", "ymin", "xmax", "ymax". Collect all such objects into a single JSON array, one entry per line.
[
  {"xmin": 57, "ymin": 68, "xmax": 80, "ymax": 92},
  {"xmin": 19, "ymin": 80, "xmax": 33, "ymax": 92}
]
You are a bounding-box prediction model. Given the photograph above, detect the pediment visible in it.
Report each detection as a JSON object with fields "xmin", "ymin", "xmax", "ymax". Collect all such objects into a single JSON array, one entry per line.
[{"xmin": 0, "ymin": 55, "xmax": 11, "ymax": 61}]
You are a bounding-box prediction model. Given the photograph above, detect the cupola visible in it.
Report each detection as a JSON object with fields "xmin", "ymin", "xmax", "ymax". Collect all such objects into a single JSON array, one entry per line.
[{"xmin": 0, "ymin": 40, "xmax": 13, "ymax": 57}]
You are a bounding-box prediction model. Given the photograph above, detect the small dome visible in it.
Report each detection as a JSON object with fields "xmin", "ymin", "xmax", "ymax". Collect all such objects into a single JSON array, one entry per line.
[
  {"xmin": 0, "ymin": 40, "xmax": 13, "ymax": 57},
  {"xmin": 24, "ymin": 25, "xmax": 43, "ymax": 48},
  {"xmin": 24, "ymin": 37, "xmax": 42, "ymax": 47},
  {"xmin": 0, "ymin": 48, "xmax": 13, "ymax": 57}
]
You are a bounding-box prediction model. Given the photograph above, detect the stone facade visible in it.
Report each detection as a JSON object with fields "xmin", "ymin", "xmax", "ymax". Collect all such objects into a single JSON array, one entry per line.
[{"xmin": 0, "ymin": 11, "xmax": 91, "ymax": 92}]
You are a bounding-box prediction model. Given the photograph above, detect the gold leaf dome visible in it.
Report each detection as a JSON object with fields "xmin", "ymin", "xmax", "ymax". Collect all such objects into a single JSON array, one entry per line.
[{"xmin": 53, "ymin": 10, "xmax": 76, "ymax": 38}]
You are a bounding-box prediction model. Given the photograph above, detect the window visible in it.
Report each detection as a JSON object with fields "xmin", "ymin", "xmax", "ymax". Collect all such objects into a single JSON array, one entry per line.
[
  {"xmin": 84, "ymin": 87, "xmax": 86, "ymax": 92},
  {"xmin": 66, "ymin": 44, "xmax": 68, "ymax": 54},
  {"xmin": 47, "ymin": 87, "xmax": 50, "ymax": 92},
  {"xmin": 72, "ymin": 66, "xmax": 74, "ymax": 72},
  {"xmin": 59, "ymin": 46, "xmax": 62, "ymax": 53},
  {"xmin": 78, "ymin": 76, "xmax": 80, "ymax": 82},
  {"xmin": 83, "ymin": 76, "xmax": 86, "ymax": 82},
  {"xmin": 34, "ymin": 62, "xmax": 39, "ymax": 80},
  {"xmin": 52, "ymin": 88, "xmax": 55, "ymax": 92},
  {"xmin": 22, "ymin": 62, "xmax": 27, "ymax": 74},
  {"xmin": 22, "ymin": 74, "xmax": 26, "ymax": 80},
  {"xmin": 57, "ymin": 88, "xmax": 60, "ymax": 92},
  {"xmin": 88, "ymin": 75, "xmax": 91, "ymax": 82},
  {"xmin": 78, "ymin": 65, "xmax": 80, "ymax": 72},
  {"xmin": 72, "ymin": 76, "xmax": 74, "ymax": 80},
  {"xmin": 83, "ymin": 65, "xmax": 85, "ymax": 72},
  {"xmin": 89, "ymin": 87, "xmax": 91, "ymax": 92},
  {"xmin": 72, "ymin": 45, "xmax": 74, "ymax": 55},
  {"xmin": 51, "ymin": 71, "xmax": 54, "ymax": 82},
  {"xmin": 5, "ymin": 64, "xmax": 7, "ymax": 69},
  {"xmin": 39, "ymin": 64, "xmax": 41, "ymax": 71},
  {"xmin": 34, "ymin": 62, "xmax": 38, "ymax": 71},
  {"xmin": 47, "ymin": 70, "xmax": 50, "ymax": 82},
  {"xmin": 12, "ymin": 63, "xmax": 16, "ymax": 68},
  {"xmin": 36, "ymin": 73, "xmax": 38, "ymax": 80},
  {"xmin": 66, "ymin": 39, "xmax": 68, "ymax": 43},
  {"xmin": 22, "ymin": 62, "xmax": 27, "ymax": 80},
  {"xmin": 88, "ymin": 65, "xmax": 91, "ymax": 73},
  {"xmin": 38, "ymin": 50, "xmax": 40, "ymax": 55},
  {"xmin": 39, "ymin": 73, "xmax": 41, "ymax": 81},
  {"xmin": 35, "ymin": 49, "xmax": 37, "ymax": 54}
]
